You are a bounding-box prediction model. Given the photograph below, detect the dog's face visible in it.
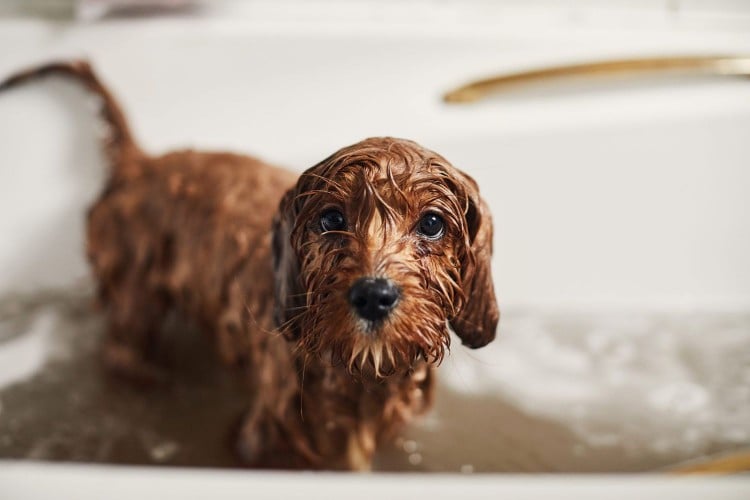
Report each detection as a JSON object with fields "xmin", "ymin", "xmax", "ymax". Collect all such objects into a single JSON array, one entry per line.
[{"xmin": 272, "ymin": 138, "xmax": 498, "ymax": 378}]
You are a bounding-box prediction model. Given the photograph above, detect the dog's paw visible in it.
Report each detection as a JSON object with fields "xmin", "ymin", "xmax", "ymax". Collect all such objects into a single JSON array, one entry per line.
[{"xmin": 234, "ymin": 412, "xmax": 270, "ymax": 465}]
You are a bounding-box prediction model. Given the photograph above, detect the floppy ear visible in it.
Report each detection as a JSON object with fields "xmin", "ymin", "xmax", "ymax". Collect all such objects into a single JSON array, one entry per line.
[
  {"xmin": 449, "ymin": 177, "xmax": 500, "ymax": 349},
  {"xmin": 271, "ymin": 187, "xmax": 305, "ymax": 341}
]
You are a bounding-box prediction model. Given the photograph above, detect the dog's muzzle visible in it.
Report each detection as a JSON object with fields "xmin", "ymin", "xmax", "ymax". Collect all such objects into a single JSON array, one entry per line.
[{"xmin": 348, "ymin": 277, "xmax": 400, "ymax": 322}]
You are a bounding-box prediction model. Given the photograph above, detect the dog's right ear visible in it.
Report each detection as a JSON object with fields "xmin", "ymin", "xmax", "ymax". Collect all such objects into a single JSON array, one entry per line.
[
  {"xmin": 271, "ymin": 188, "xmax": 305, "ymax": 341},
  {"xmin": 448, "ymin": 171, "xmax": 500, "ymax": 349}
]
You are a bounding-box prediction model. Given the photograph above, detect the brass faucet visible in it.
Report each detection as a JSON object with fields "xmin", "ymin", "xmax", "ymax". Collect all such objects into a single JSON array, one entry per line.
[{"xmin": 444, "ymin": 55, "xmax": 750, "ymax": 104}]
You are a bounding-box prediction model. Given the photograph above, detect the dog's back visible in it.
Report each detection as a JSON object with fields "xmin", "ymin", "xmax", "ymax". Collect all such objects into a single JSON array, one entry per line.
[
  {"xmin": 87, "ymin": 150, "xmax": 296, "ymax": 367},
  {"xmin": 0, "ymin": 60, "xmax": 297, "ymax": 374}
]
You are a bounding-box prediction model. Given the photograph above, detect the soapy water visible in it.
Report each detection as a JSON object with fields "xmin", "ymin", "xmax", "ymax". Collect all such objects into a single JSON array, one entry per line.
[
  {"xmin": 438, "ymin": 309, "xmax": 750, "ymax": 464},
  {"xmin": 0, "ymin": 285, "xmax": 748, "ymax": 472}
]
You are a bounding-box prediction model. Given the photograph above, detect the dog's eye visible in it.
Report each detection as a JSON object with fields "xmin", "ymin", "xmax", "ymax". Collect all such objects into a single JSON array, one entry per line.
[
  {"xmin": 320, "ymin": 209, "xmax": 346, "ymax": 232},
  {"xmin": 417, "ymin": 213, "xmax": 445, "ymax": 239}
]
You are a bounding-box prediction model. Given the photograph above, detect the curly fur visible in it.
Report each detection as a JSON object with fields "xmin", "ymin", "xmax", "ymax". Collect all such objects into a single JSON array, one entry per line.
[{"xmin": 0, "ymin": 60, "xmax": 499, "ymax": 470}]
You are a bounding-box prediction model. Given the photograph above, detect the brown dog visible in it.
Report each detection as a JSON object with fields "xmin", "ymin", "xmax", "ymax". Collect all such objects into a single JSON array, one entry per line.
[{"xmin": 0, "ymin": 60, "xmax": 499, "ymax": 470}]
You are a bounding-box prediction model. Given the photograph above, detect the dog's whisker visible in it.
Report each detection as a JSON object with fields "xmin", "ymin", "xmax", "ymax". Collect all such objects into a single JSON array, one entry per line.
[
  {"xmin": 299, "ymin": 353, "xmax": 308, "ymax": 422},
  {"xmin": 242, "ymin": 295, "xmax": 282, "ymax": 338}
]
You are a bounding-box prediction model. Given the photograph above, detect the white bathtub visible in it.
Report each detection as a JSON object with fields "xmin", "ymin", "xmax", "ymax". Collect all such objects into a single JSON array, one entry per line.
[{"xmin": 0, "ymin": 1, "xmax": 749, "ymax": 497}]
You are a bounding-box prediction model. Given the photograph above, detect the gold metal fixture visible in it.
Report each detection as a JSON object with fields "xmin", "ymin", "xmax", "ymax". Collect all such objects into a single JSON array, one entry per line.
[
  {"xmin": 443, "ymin": 55, "xmax": 750, "ymax": 104},
  {"xmin": 669, "ymin": 450, "xmax": 750, "ymax": 475}
]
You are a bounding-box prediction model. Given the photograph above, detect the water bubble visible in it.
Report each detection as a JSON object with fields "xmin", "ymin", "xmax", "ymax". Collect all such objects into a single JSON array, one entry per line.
[
  {"xmin": 408, "ymin": 452, "xmax": 422, "ymax": 465},
  {"xmin": 403, "ymin": 439, "xmax": 418, "ymax": 453},
  {"xmin": 149, "ymin": 441, "xmax": 179, "ymax": 462},
  {"xmin": 648, "ymin": 383, "xmax": 709, "ymax": 415}
]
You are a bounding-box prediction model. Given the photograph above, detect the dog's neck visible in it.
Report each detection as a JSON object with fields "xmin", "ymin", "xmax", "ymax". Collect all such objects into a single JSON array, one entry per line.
[{"xmin": 289, "ymin": 351, "xmax": 434, "ymax": 469}]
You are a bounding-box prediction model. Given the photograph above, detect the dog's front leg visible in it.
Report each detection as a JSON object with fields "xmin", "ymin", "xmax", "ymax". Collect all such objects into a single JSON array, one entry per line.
[{"xmin": 235, "ymin": 401, "xmax": 321, "ymax": 469}]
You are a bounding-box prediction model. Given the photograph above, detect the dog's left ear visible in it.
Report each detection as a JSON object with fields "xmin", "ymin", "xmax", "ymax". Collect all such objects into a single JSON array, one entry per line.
[
  {"xmin": 271, "ymin": 187, "xmax": 305, "ymax": 341},
  {"xmin": 449, "ymin": 172, "xmax": 500, "ymax": 349}
]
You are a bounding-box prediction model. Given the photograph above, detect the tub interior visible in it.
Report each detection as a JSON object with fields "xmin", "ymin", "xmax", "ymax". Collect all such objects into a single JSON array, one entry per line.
[{"xmin": 0, "ymin": 4, "xmax": 749, "ymax": 474}]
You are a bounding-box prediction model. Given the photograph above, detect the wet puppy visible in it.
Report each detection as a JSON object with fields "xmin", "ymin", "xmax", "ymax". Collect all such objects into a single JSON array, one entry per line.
[{"xmin": 0, "ymin": 60, "xmax": 499, "ymax": 470}]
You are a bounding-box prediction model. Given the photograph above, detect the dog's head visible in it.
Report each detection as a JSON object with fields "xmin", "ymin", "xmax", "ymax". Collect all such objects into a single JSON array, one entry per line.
[{"xmin": 272, "ymin": 138, "xmax": 498, "ymax": 377}]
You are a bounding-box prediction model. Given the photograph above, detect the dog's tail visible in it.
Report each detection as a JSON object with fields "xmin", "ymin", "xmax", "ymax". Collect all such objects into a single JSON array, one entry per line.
[{"xmin": 0, "ymin": 59, "xmax": 142, "ymax": 174}]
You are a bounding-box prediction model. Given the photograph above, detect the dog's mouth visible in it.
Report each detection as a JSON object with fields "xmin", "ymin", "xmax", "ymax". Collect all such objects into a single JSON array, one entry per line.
[
  {"xmin": 294, "ymin": 283, "xmax": 450, "ymax": 378},
  {"xmin": 346, "ymin": 316, "xmax": 449, "ymax": 377},
  {"xmin": 353, "ymin": 316, "xmax": 391, "ymax": 335}
]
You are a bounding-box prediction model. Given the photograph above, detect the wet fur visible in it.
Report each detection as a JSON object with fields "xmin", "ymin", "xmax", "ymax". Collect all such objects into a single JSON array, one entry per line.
[{"xmin": 0, "ymin": 60, "xmax": 499, "ymax": 470}]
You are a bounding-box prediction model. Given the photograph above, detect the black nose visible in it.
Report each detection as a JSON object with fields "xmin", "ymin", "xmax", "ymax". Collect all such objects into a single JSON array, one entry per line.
[{"xmin": 348, "ymin": 278, "xmax": 400, "ymax": 322}]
